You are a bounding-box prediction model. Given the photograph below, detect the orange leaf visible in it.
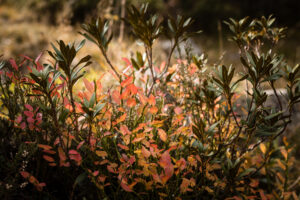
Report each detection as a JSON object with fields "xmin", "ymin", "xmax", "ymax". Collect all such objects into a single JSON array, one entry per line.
[
  {"xmin": 116, "ymin": 113, "xmax": 127, "ymax": 124},
  {"xmin": 121, "ymin": 76, "xmax": 133, "ymax": 87},
  {"xmin": 120, "ymin": 181, "xmax": 133, "ymax": 192},
  {"xmin": 149, "ymin": 106, "xmax": 158, "ymax": 114},
  {"xmin": 159, "ymin": 151, "xmax": 172, "ymax": 168},
  {"xmin": 152, "ymin": 173, "xmax": 161, "ymax": 183},
  {"xmin": 107, "ymin": 165, "xmax": 117, "ymax": 173},
  {"xmin": 132, "ymin": 132, "xmax": 145, "ymax": 143},
  {"xmin": 180, "ymin": 178, "xmax": 190, "ymax": 193},
  {"xmin": 127, "ymin": 98, "xmax": 136, "ymax": 107},
  {"xmin": 148, "ymin": 94, "xmax": 156, "ymax": 106},
  {"xmin": 118, "ymin": 143, "xmax": 129, "ymax": 150},
  {"xmin": 174, "ymin": 107, "xmax": 183, "ymax": 115},
  {"xmin": 158, "ymin": 151, "xmax": 174, "ymax": 183},
  {"xmin": 259, "ymin": 190, "xmax": 267, "ymax": 200},
  {"xmin": 158, "ymin": 129, "xmax": 167, "ymax": 142},
  {"xmin": 83, "ymin": 78, "xmax": 94, "ymax": 93},
  {"xmin": 120, "ymin": 125, "xmax": 131, "ymax": 135},
  {"xmin": 127, "ymin": 83, "xmax": 138, "ymax": 95},
  {"xmin": 188, "ymin": 63, "xmax": 197, "ymax": 75},
  {"xmin": 43, "ymin": 155, "xmax": 55, "ymax": 162},
  {"xmin": 38, "ymin": 144, "xmax": 52, "ymax": 151},
  {"xmin": 112, "ymin": 90, "xmax": 121, "ymax": 105},
  {"xmin": 36, "ymin": 182, "xmax": 46, "ymax": 191},
  {"xmin": 138, "ymin": 92, "xmax": 148, "ymax": 105}
]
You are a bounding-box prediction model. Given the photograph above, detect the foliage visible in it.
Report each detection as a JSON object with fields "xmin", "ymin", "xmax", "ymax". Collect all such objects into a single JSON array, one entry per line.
[{"xmin": 0, "ymin": 4, "xmax": 299, "ymax": 200}]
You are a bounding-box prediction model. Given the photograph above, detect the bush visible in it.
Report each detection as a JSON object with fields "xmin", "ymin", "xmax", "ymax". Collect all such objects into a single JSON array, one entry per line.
[{"xmin": 0, "ymin": 4, "xmax": 299, "ymax": 200}]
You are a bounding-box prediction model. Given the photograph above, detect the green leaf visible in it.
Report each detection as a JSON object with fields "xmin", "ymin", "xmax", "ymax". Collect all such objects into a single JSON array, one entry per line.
[
  {"xmin": 131, "ymin": 58, "xmax": 140, "ymax": 70},
  {"xmin": 207, "ymin": 121, "xmax": 220, "ymax": 135},
  {"xmin": 265, "ymin": 111, "xmax": 283, "ymax": 120},
  {"xmin": 59, "ymin": 109, "xmax": 70, "ymax": 123},
  {"xmin": 74, "ymin": 172, "xmax": 87, "ymax": 186},
  {"xmin": 89, "ymin": 93, "xmax": 96, "ymax": 108},
  {"xmin": 238, "ymin": 168, "xmax": 256, "ymax": 178},
  {"xmin": 76, "ymin": 39, "xmax": 86, "ymax": 52},
  {"xmin": 93, "ymin": 102, "xmax": 105, "ymax": 117},
  {"xmin": 49, "ymin": 71, "xmax": 61, "ymax": 90}
]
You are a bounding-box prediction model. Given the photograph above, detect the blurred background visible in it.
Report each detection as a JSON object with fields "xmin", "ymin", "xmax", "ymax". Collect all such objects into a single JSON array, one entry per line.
[{"xmin": 0, "ymin": 0, "xmax": 299, "ymax": 67}]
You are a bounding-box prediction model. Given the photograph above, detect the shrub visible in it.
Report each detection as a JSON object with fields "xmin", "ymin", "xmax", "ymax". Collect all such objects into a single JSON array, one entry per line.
[{"xmin": 0, "ymin": 4, "xmax": 299, "ymax": 200}]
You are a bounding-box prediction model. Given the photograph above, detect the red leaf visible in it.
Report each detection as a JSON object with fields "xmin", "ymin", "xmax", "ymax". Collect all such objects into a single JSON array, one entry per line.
[
  {"xmin": 20, "ymin": 171, "xmax": 30, "ymax": 179},
  {"xmin": 6, "ymin": 71, "xmax": 13, "ymax": 79},
  {"xmin": 142, "ymin": 146, "xmax": 151, "ymax": 158},
  {"xmin": 77, "ymin": 141, "xmax": 85, "ymax": 150},
  {"xmin": 42, "ymin": 150, "xmax": 56, "ymax": 154},
  {"xmin": 122, "ymin": 57, "xmax": 131, "ymax": 66},
  {"xmin": 21, "ymin": 55, "xmax": 33, "ymax": 61},
  {"xmin": 27, "ymin": 117, "xmax": 35, "ymax": 124},
  {"xmin": 35, "ymin": 52, "xmax": 43, "ymax": 64},
  {"xmin": 128, "ymin": 156, "xmax": 136, "ymax": 165},
  {"xmin": 15, "ymin": 115, "xmax": 22, "ymax": 124},
  {"xmin": 20, "ymin": 122, "xmax": 26, "ymax": 129},
  {"xmin": 58, "ymin": 147, "xmax": 67, "ymax": 164},
  {"xmin": 92, "ymin": 171, "xmax": 99, "ymax": 176},
  {"xmin": 9, "ymin": 59, "xmax": 18, "ymax": 71},
  {"xmin": 69, "ymin": 150, "xmax": 82, "ymax": 165},
  {"xmin": 107, "ymin": 165, "xmax": 117, "ymax": 173},
  {"xmin": 24, "ymin": 111, "xmax": 34, "ymax": 118}
]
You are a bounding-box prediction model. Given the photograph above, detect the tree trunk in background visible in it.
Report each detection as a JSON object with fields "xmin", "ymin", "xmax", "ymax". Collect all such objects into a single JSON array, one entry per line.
[
  {"xmin": 107, "ymin": 0, "xmax": 114, "ymax": 37},
  {"xmin": 217, "ymin": 20, "xmax": 223, "ymax": 58},
  {"xmin": 118, "ymin": 0, "xmax": 126, "ymax": 42}
]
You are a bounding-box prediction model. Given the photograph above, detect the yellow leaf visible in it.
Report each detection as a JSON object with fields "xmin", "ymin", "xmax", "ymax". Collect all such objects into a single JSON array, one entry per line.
[
  {"xmin": 96, "ymin": 151, "xmax": 108, "ymax": 158},
  {"xmin": 259, "ymin": 143, "xmax": 266, "ymax": 154},
  {"xmin": 280, "ymin": 148, "xmax": 288, "ymax": 160},
  {"xmin": 204, "ymin": 186, "xmax": 214, "ymax": 193}
]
